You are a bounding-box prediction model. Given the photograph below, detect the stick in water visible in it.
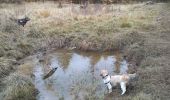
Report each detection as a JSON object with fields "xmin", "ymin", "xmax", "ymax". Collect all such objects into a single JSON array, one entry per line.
[{"xmin": 43, "ymin": 67, "xmax": 58, "ymax": 80}]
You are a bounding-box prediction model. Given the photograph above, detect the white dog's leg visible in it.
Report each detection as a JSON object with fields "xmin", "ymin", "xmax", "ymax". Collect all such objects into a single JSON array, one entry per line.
[
  {"xmin": 107, "ymin": 83, "xmax": 112, "ymax": 93},
  {"xmin": 120, "ymin": 82, "xmax": 126, "ymax": 95}
]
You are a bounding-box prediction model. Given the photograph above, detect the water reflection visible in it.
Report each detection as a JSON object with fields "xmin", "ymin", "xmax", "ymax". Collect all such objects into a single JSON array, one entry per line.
[
  {"xmin": 33, "ymin": 50, "xmax": 129, "ymax": 100},
  {"xmin": 34, "ymin": 64, "xmax": 58, "ymax": 100}
]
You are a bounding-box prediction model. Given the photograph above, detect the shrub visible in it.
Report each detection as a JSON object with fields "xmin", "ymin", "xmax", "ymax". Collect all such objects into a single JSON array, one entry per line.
[{"xmin": 0, "ymin": 0, "xmax": 23, "ymax": 4}]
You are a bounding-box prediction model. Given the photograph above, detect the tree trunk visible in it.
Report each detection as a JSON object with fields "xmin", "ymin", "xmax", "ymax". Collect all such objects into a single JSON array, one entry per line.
[{"xmin": 58, "ymin": 0, "xmax": 62, "ymax": 8}]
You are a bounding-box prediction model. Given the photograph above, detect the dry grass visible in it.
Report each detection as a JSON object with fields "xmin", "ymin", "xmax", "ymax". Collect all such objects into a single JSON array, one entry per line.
[
  {"xmin": 1, "ymin": 73, "xmax": 36, "ymax": 100},
  {"xmin": 131, "ymin": 92, "xmax": 153, "ymax": 100},
  {"xmin": 0, "ymin": 2, "xmax": 169, "ymax": 100},
  {"xmin": 120, "ymin": 22, "xmax": 132, "ymax": 28},
  {"xmin": 17, "ymin": 63, "xmax": 34, "ymax": 76},
  {"xmin": 0, "ymin": 3, "xmax": 158, "ymax": 52},
  {"xmin": 38, "ymin": 9, "xmax": 50, "ymax": 18},
  {"xmin": 0, "ymin": 57, "xmax": 16, "ymax": 79}
]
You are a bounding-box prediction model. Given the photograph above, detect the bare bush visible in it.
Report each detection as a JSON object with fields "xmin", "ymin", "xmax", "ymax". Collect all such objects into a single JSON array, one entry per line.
[{"xmin": 0, "ymin": 0, "xmax": 23, "ymax": 4}]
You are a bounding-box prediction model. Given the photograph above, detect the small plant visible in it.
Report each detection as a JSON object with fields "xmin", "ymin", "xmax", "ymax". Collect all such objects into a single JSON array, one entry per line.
[
  {"xmin": 121, "ymin": 22, "xmax": 132, "ymax": 28},
  {"xmin": 39, "ymin": 10, "xmax": 50, "ymax": 18}
]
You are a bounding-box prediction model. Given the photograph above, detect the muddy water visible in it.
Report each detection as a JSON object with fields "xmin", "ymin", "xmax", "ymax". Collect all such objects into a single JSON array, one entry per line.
[{"xmin": 33, "ymin": 50, "xmax": 128, "ymax": 100}]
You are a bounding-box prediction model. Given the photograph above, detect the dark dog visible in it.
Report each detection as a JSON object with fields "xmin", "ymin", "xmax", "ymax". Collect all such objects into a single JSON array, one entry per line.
[
  {"xmin": 10, "ymin": 16, "xmax": 30, "ymax": 27},
  {"xmin": 17, "ymin": 17, "xmax": 30, "ymax": 27}
]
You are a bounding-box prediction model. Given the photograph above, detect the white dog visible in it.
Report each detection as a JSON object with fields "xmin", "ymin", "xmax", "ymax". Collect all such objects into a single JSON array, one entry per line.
[{"xmin": 100, "ymin": 69, "xmax": 137, "ymax": 95}]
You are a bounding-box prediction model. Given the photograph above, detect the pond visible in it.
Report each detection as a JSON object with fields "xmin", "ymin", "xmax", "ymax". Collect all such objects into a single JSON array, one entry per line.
[{"xmin": 33, "ymin": 50, "xmax": 128, "ymax": 100}]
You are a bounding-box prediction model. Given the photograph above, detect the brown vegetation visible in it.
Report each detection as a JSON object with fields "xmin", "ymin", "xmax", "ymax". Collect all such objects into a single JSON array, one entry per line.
[
  {"xmin": 0, "ymin": 0, "xmax": 169, "ymax": 4},
  {"xmin": 0, "ymin": 2, "xmax": 169, "ymax": 100},
  {"xmin": 1, "ymin": 73, "xmax": 36, "ymax": 100}
]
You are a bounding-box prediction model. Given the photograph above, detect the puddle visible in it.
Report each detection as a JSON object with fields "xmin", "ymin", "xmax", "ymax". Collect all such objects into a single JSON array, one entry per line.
[{"xmin": 33, "ymin": 50, "xmax": 129, "ymax": 100}]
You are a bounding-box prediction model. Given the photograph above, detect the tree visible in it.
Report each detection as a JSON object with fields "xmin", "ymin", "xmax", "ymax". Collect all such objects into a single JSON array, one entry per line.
[{"xmin": 58, "ymin": 0, "xmax": 62, "ymax": 8}]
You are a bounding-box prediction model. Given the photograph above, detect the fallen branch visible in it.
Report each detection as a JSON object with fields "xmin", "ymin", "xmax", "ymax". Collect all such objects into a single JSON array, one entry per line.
[{"xmin": 43, "ymin": 67, "xmax": 58, "ymax": 80}]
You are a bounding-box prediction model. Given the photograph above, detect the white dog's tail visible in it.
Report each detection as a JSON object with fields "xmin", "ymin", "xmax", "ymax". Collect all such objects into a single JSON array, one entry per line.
[{"xmin": 129, "ymin": 73, "xmax": 138, "ymax": 81}]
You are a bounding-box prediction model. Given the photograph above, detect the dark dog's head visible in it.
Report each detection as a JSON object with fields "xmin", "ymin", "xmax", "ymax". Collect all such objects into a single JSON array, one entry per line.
[{"xmin": 25, "ymin": 16, "xmax": 30, "ymax": 21}]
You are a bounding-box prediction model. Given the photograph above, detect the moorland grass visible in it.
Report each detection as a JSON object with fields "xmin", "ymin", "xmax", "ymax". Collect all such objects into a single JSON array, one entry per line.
[{"xmin": 0, "ymin": 2, "xmax": 169, "ymax": 100}]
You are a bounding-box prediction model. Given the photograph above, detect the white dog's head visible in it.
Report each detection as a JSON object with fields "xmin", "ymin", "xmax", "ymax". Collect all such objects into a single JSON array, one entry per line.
[
  {"xmin": 100, "ymin": 69, "xmax": 112, "ymax": 93},
  {"xmin": 100, "ymin": 69, "xmax": 109, "ymax": 78}
]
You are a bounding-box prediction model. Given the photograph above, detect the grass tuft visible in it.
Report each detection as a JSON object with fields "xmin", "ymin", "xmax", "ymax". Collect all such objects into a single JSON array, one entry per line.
[
  {"xmin": 39, "ymin": 10, "xmax": 50, "ymax": 18},
  {"xmin": 121, "ymin": 22, "xmax": 132, "ymax": 28},
  {"xmin": 2, "ymin": 73, "xmax": 36, "ymax": 100},
  {"xmin": 0, "ymin": 57, "xmax": 16, "ymax": 79},
  {"xmin": 132, "ymin": 92, "xmax": 152, "ymax": 100}
]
